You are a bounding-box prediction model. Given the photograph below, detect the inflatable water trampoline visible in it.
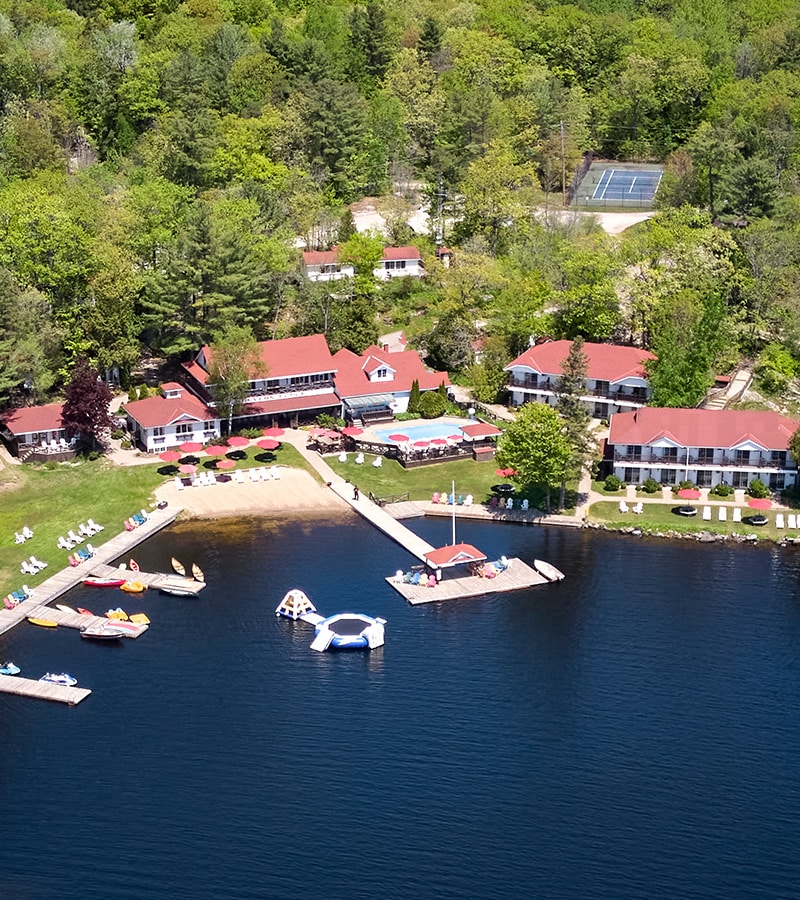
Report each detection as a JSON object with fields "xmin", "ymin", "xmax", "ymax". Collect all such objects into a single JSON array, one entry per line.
[{"xmin": 275, "ymin": 590, "xmax": 386, "ymax": 652}]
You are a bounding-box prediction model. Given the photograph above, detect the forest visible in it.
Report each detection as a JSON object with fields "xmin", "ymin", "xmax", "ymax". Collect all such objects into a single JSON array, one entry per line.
[{"xmin": 1, "ymin": 0, "xmax": 800, "ymax": 411}]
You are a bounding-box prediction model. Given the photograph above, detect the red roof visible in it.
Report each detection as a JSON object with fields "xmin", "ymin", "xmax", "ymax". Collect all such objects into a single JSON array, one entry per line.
[
  {"xmin": 125, "ymin": 392, "xmax": 217, "ymax": 430},
  {"xmin": 201, "ymin": 335, "xmax": 336, "ymax": 381},
  {"xmin": 383, "ymin": 246, "xmax": 421, "ymax": 261},
  {"xmin": 609, "ymin": 408, "xmax": 800, "ymax": 451},
  {"xmin": 0, "ymin": 402, "xmax": 65, "ymax": 436},
  {"xmin": 303, "ymin": 249, "xmax": 339, "ymax": 266},
  {"xmin": 424, "ymin": 543, "xmax": 487, "ymax": 567},
  {"xmin": 506, "ymin": 340, "xmax": 655, "ymax": 383},
  {"xmin": 240, "ymin": 391, "xmax": 340, "ymax": 417},
  {"xmin": 161, "ymin": 382, "xmax": 183, "ymax": 392},
  {"xmin": 182, "ymin": 360, "xmax": 209, "ymax": 385},
  {"xmin": 332, "ymin": 345, "xmax": 448, "ymax": 399},
  {"xmin": 460, "ymin": 422, "xmax": 502, "ymax": 438}
]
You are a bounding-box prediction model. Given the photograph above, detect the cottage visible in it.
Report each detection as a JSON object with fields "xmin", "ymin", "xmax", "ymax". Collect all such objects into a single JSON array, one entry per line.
[
  {"xmin": 607, "ymin": 407, "xmax": 800, "ymax": 491},
  {"xmin": 124, "ymin": 383, "xmax": 221, "ymax": 452},
  {"xmin": 302, "ymin": 246, "xmax": 425, "ymax": 283},
  {"xmin": 505, "ymin": 340, "xmax": 655, "ymax": 418},
  {"xmin": 0, "ymin": 402, "xmax": 72, "ymax": 458}
]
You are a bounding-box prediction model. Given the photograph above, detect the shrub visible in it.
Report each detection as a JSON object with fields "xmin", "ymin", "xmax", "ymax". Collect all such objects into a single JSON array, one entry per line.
[
  {"xmin": 642, "ymin": 477, "xmax": 660, "ymax": 494},
  {"xmin": 315, "ymin": 413, "xmax": 345, "ymax": 428},
  {"xmin": 748, "ymin": 477, "xmax": 770, "ymax": 498},
  {"xmin": 241, "ymin": 427, "xmax": 263, "ymax": 438},
  {"xmin": 675, "ymin": 479, "xmax": 697, "ymax": 493},
  {"xmin": 418, "ymin": 390, "xmax": 447, "ymax": 418},
  {"xmin": 110, "ymin": 428, "xmax": 126, "ymax": 440},
  {"xmin": 121, "ymin": 439, "xmax": 133, "ymax": 450},
  {"xmin": 710, "ymin": 482, "xmax": 733, "ymax": 497},
  {"xmin": 604, "ymin": 474, "xmax": 623, "ymax": 491}
]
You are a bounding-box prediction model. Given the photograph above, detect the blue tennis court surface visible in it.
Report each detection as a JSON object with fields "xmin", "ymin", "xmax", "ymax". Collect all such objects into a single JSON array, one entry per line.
[{"xmin": 592, "ymin": 168, "xmax": 662, "ymax": 203}]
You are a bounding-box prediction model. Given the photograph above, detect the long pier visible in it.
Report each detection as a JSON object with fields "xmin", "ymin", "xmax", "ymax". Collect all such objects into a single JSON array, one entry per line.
[
  {"xmin": 0, "ymin": 672, "xmax": 91, "ymax": 705},
  {"xmin": 0, "ymin": 504, "xmax": 181, "ymax": 638}
]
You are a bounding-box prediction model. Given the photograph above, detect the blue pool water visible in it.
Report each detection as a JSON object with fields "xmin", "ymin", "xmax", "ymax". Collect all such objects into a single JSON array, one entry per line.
[
  {"xmin": 3, "ymin": 517, "xmax": 800, "ymax": 898},
  {"xmin": 375, "ymin": 419, "xmax": 470, "ymax": 443}
]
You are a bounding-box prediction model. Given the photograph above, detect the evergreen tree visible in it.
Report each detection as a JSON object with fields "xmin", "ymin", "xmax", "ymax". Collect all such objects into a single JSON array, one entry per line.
[
  {"xmin": 408, "ymin": 378, "xmax": 420, "ymax": 413},
  {"xmin": 554, "ymin": 337, "xmax": 591, "ymax": 509},
  {"xmin": 418, "ymin": 17, "xmax": 442, "ymax": 62},
  {"xmin": 61, "ymin": 356, "xmax": 113, "ymax": 451}
]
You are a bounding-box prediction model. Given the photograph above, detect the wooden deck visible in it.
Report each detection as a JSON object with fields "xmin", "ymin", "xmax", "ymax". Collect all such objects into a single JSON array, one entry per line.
[
  {"xmin": 24, "ymin": 605, "xmax": 149, "ymax": 637},
  {"xmin": 423, "ymin": 502, "xmax": 584, "ymax": 527},
  {"xmin": 385, "ymin": 558, "xmax": 551, "ymax": 605},
  {"xmin": 0, "ymin": 672, "xmax": 91, "ymax": 705},
  {"xmin": 88, "ymin": 563, "xmax": 203, "ymax": 593},
  {"xmin": 0, "ymin": 505, "xmax": 181, "ymax": 638}
]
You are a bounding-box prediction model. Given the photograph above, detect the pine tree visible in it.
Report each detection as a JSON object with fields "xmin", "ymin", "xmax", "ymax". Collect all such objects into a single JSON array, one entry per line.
[{"xmin": 408, "ymin": 379, "xmax": 420, "ymax": 413}]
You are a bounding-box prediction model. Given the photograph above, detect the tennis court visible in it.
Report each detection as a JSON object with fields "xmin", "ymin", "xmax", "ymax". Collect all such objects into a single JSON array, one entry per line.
[{"xmin": 572, "ymin": 162, "xmax": 664, "ymax": 208}]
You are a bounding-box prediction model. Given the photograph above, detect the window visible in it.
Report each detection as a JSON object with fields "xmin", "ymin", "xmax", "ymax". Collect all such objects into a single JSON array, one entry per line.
[
  {"xmin": 698, "ymin": 448, "xmax": 714, "ymax": 463},
  {"xmin": 624, "ymin": 467, "xmax": 639, "ymax": 483},
  {"xmin": 735, "ymin": 449, "xmax": 750, "ymax": 464},
  {"xmin": 595, "ymin": 380, "xmax": 610, "ymax": 395},
  {"xmin": 661, "ymin": 469, "xmax": 677, "ymax": 485},
  {"xmin": 696, "ymin": 470, "xmax": 712, "ymax": 487},
  {"xmin": 321, "ymin": 264, "xmax": 341, "ymax": 274},
  {"xmin": 176, "ymin": 423, "xmax": 193, "ymax": 435},
  {"xmin": 769, "ymin": 473, "xmax": 785, "ymax": 490},
  {"xmin": 627, "ymin": 445, "xmax": 642, "ymax": 460},
  {"xmin": 153, "ymin": 426, "xmax": 164, "ymax": 436},
  {"xmin": 384, "ymin": 260, "xmax": 406, "ymax": 270},
  {"xmin": 662, "ymin": 447, "xmax": 678, "ymax": 462},
  {"xmin": 732, "ymin": 471, "xmax": 749, "ymax": 488},
  {"xmin": 771, "ymin": 450, "xmax": 787, "ymax": 465}
]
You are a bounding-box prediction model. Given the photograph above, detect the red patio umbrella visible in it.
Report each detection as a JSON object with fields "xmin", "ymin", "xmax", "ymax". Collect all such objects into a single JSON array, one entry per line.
[
  {"xmin": 388, "ymin": 433, "xmax": 409, "ymax": 443},
  {"xmin": 216, "ymin": 458, "xmax": 236, "ymax": 469},
  {"xmin": 413, "ymin": 440, "xmax": 430, "ymax": 449},
  {"xmin": 677, "ymin": 488, "xmax": 702, "ymax": 500},
  {"xmin": 263, "ymin": 427, "xmax": 285, "ymax": 438},
  {"xmin": 430, "ymin": 438, "xmax": 448, "ymax": 446},
  {"xmin": 342, "ymin": 426, "xmax": 364, "ymax": 436},
  {"xmin": 446, "ymin": 434, "xmax": 463, "ymax": 443},
  {"xmin": 178, "ymin": 463, "xmax": 197, "ymax": 474},
  {"xmin": 204, "ymin": 444, "xmax": 228, "ymax": 456},
  {"xmin": 257, "ymin": 438, "xmax": 280, "ymax": 451},
  {"xmin": 227, "ymin": 436, "xmax": 250, "ymax": 447},
  {"xmin": 179, "ymin": 441, "xmax": 203, "ymax": 453},
  {"xmin": 747, "ymin": 497, "xmax": 772, "ymax": 509},
  {"xmin": 159, "ymin": 450, "xmax": 181, "ymax": 462}
]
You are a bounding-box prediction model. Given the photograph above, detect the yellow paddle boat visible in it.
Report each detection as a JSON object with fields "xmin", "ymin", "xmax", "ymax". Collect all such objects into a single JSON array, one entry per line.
[
  {"xmin": 120, "ymin": 580, "xmax": 146, "ymax": 593},
  {"xmin": 129, "ymin": 613, "xmax": 150, "ymax": 625},
  {"xmin": 105, "ymin": 607, "xmax": 129, "ymax": 621}
]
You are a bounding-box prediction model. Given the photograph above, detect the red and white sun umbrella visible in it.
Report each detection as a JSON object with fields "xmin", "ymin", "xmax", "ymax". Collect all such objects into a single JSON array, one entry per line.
[
  {"xmin": 204, "ymin": 444, "xmax": 228, "ymax": 457},
  {"xmin": 263, "ymin": 427, "xmax": 285, "ymax": 438},
  {"xmin": 388, "ymin": 433, "xmax": 409, "ymax": 443},
  {"xmin": 429, "ymin": 438, "xmax": 448, "ymax": 447},
  {"xmin": 342, "ymin": 426, "xmax": 364, "ymax": 437},
  {"xmin": 216, "ymin": 458, "xmax": 236, "ymax": 469},
  {"xmin": 257, "ymin": 439, "xmax": 280, "ymax": 451},
  {"xmin": 179, "ymin": 441, "xmax": 203, "ymax": 453},
  {"xmin": 413, "ymin": 440, "xmax": 430, "ymax": 449},
  {"xmin": 159, "ymin": 450, "xmax": 181, "ymax": 462},
  {"xmin": 227, "ymin": 436, "xmax": 250, "ymax": 447}
]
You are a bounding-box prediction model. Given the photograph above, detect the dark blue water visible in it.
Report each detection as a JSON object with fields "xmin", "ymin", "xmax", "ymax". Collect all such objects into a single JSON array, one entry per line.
[{"xmin": 2, "ymin": 515, "xmax": 800, "ymax": 899}]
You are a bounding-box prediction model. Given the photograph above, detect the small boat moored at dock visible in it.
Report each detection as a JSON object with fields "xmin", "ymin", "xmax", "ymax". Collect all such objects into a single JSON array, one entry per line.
[
  {"xmin": 27, "ymin": 617, "xmax": 58, "ymax": 628},
  {"xmin": 40, "ymin": 672, "xmax": 77, "ymax": 686},
  {"xmin": 120, "ymin": 580, "xmax": 146, "ymax": 593},
  {"xmin": 80, "ymin": 623, "xmax": 126, "ymax": 641},
  {"xmin": 192, "ymin": 563, "xmax": 205, "ymax": 583},
  {"xmin": 105, "ymin": 608, "xmax": 129, "ymax": 621},
  {"xmin": 83, "ymin": 576, "xmax": 126, "ymax": 588},
  {"xmin": 533, "ymin": 559, "xmax": 565, "ymax": 582},
  {"xmin": 77, "ymin": 607, "xmax": 94, "ymax": 616},
  {"xmin": 157, "ymin": 579, "xmax": 200, "ymax": 598},
  {"xmin": 171, "ymin": 557, "xmax": 186, "ymax": 577},
  {"xmin": 0, "ymin": 662, "xmax": 20, "ymax": 675}
]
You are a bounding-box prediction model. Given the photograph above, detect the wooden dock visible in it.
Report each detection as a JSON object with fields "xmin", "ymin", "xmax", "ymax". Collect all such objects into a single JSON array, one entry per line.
[
  {"xmin": 24, "ymin": 604, "xmax": 149, "ymax": 637},
  {"xmin": 88, "ymin": 563, "xmax": 203, "ymax": 594},
  {"xmin": 385, "ymin": 558, "xmax": 551, "ymax": 605},
  {"xmin": 0, "ymin": 672, "xmax": 91, "ymax": 705},
  {"xmin": 0, "ymin": 504, "xmax": 181, "ymax": 638}
]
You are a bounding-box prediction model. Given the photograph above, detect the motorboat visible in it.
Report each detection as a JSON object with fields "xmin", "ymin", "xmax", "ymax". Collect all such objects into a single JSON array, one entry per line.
[
  {"xmin": 534, "ymin": 559, "xmax": 565, "ymax": 582},
  {"xmin": 0, "ymin": 662, "xmax": 20, "ymax": 676},
  {"xmin": 157, "ymin": 581, "xmax": 199, "ymax": 598},
  {"xmin": 80, "ymin": 623, "xmax": 126, "ymax": 641},
  {"xmin": 39, "ymin": 673, "xmax": 78, "ymax": 686},
  {"xmin": 83, "ymin": 577, "xmax": 126, "ymax": 588}
]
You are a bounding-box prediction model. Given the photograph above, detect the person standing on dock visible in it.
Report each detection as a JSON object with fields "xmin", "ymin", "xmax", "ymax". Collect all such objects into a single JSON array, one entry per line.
[{"xmin": 353, "ymin": 484, "xmax": 359, "ymax": 500}]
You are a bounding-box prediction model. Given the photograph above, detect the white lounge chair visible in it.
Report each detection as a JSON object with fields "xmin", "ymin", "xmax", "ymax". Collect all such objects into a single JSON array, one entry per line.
[
  {"xmin": 14, "ymin": 532, "xmax": 26, "ymax": 544},
  {"xmin": 789, "ymin": 514, "xmax": 797, "ymax": 529},
  {"xmin": 87, "ymin": 519, "xmax": 104, "ymax": 532},
  {"xmin": 355, "ymin": 453, "xmax": 364, "ymax": 465},
  {"xmin": 506, "ymin": 497, "xmax": 513, "ymax": 509},
  {"xmin": 718, "ymin": 507, "xmax": 727, "ymax": 522},
  {"xmin": 235, "ymin": 470, "xmax": 245, "ymax": 484},
  {"xmin": 174, "ymin": 476, "xmax": 185, "ymax": 491},
  {"xmin": 521, "ymin": 499, "xmax": 529, "ymax": 510},
  {"xmin": 776, "ymin": 513, "xmax": 785, "ymax": 529},
  {"xmin": 21, "ymin": 561, "xmax": 35, "ymax": 575},
  {"xmin": 208, "ymin": 472, "xmax": 218, "ymax": 485},
  {"xmin": 22, "ymin": 526, "xmax": 33, "ymax": 540},
  {"xmin": 57, "ymin": 536, "xmax": 73, "ymax": 550},
  {"xmin": 249, "ymin": 468, "xmax": 259, "ymax": 483},
  {"xmin": 464, "ymin": 495, "xmax": 473, "ymax": 507},
  {"xmin": 338, "ymin": 452, "xmax": 347, "ymax": 463},
  {"xmin": 702, "ymin": 506, "xmax": 711, "ymax": 520},
  {"xmin": 139, "ymin": 508, "xmax": 149, "ymax": 520},
  {"xmin": 632, "ymin": 502, "xmax": 643, "ymax": 514},
  {"xmin": 619, "ymin": 500, "xmax": 629, "ymax": 513},
  {"xmin": 68, "ymin": 529, "xmax": 84, "ymax": 544},
  {"xmin": 732, "ymin": 508, "xmax": 742, "ymax": 523},
  {"xmin": 49, "ymin": 439, "xmax": 58, "ymax": 451},
  {"xmin": 372, "ymin": 456, "xmax": 383, "ymax": 468},
  {"xmin": 79, "ymin": 523, "xmax": 92, "ymax": 537},
  {"xmin": 86, "ymin": 543, "xmax": 97, "ymax": 556},
  {"xmin": 271, "ymin": 467, "xmax": 281, "ymax": 480},
  {"xmin": 259, "ymin": 467, "xmax": 270, "ymax": 481},
  {"xmin": 30, "ymin": 556, "xmax": 47, "ymax": 570},
  {"xmin": 59, "ymin": 437, "xmax": 68, "ymax": 449}
]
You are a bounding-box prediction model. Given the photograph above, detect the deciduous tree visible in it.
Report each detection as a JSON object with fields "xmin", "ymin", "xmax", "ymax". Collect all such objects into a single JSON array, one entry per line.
[
  {"xmin": 61, "ymin": 356, "xmax": 114, "ymax": 451},
  {"xmin": 208, "ymin": 322, "xmax": 266, "ymax": 434}
]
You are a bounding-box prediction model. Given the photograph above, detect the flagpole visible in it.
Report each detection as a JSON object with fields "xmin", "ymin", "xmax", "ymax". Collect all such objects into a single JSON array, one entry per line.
[{"xmin": 451, "ymin": 479, "xmax": 456, "ymax": 545}]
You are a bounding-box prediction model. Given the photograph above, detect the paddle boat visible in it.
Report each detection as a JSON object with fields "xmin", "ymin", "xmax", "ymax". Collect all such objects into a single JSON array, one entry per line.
[
  {"xmin": 105, "ymin": 607, "xmax": 129, "ymax": 621},
  {"xmin": 129, "ymin": 613, "xmax": 150, "ymax": 625},
  {"xmin": 80, "ymin": 623, "xmax": 126, "ymax": 641},
  {"xmin": 83, "ymin": 576, "xmax": 126, "ymax": 588},
  {"xmin": 39, "ymin": 672, "xmax": 77, "ymax": 686},
  {"xmin": 120, "ymin": 580, "xmax": 146, "ymax": 593},
  {"xmin": 0, "ymin": 662, "xmax": 20, "ymax": 676}
]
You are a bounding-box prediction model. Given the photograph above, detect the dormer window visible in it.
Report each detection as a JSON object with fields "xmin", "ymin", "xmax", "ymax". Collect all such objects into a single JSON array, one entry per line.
[{"xmin": 377, "ymin": 368, "xmax": 388, "ymax": 378}]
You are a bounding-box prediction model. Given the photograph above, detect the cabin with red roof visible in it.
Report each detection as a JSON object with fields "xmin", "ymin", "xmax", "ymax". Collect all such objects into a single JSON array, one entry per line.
[
  {"xmin": 333, "ymin": 344, "xmax": 449, "ymax": 423},
  {"xmin": 607, "ymin": 407, "xmax": 800, "ymax": 491},
  {"xmin": 505, "ymin": 340, "xmax": 655, "ymax": 418},
  {"xmin": 183, "ymin": 335, "xmax": 342, "ymax": 429},
  {"xmin": 302, "ymin": 246, "xmax": 425, "ymax": 283},
  {"xmin": 0, "ymin": 402, "xmax": 75, "ymax": 460},
  {"xmin": 124, "ymin": 383, "xmax": 221, "ymax": 452}
]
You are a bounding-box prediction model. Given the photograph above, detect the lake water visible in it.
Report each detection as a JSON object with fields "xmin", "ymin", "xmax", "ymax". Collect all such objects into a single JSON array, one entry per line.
[{"xmin": 2, "ymin": 515, "xmax": 800, "ymax": 899}]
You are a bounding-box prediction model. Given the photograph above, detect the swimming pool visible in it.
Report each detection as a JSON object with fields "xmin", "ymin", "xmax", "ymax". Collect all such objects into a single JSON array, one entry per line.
[{"xmin": 374, "ymin": 420, "xmax": 470, "ymax": 444}]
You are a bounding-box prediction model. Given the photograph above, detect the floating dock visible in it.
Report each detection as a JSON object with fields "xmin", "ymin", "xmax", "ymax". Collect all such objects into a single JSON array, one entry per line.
[
  {"xmin": 89, "ymin": 563, "xmax": 204, "ymax": 594},
  {"xmin": 386, "ymin": 558, "xmax": 551, "ymax": 605},
  {"xmin": 0, "ymin": 672, "xmax": 91, "ymax": 705},
  {"xmin": 24, "ymin": 605, "xmax": 149, "ymax": 638}
]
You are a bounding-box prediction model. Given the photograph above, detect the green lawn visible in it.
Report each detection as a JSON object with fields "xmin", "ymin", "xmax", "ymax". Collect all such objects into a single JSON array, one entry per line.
[{"xmin": 588, "ymin": 500, "xmax": 791, "ymax": 540}]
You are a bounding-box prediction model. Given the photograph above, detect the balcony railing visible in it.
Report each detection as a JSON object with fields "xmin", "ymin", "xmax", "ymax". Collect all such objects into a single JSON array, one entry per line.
[
  {"xmin": 507, "ymin": 377, "xmax": 647, "ymax": 404},
  {"xmin": 612, "ymin": 450, "xmax": 795, "ymax": 470},
  {"xmin": 205, "ymin": 379, "xmax": 336, "ymax": 408}
]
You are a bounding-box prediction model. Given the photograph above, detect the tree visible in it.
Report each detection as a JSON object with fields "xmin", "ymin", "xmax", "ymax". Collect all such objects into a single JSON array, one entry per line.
[
  {"xmin": 554, "ymin": 337, "xmax": 591, "ymax": 509},
  {"xmin": 408, "ymin": 378, "xmax": 420, "ymax": 414},
  {"xmin": 61, "ymin": 356, "xmax": 113, "ymax": 451},
  {"xmin": 789, "ymin": 424, "xmax": 800, "ymax": 469},
  {"xmin": 208, "ymin": 322, "xmax": 266, "ymax": 434},
  {"xmin": 496, "ymin": 402, "xmax": 571, "ymax": 513}
]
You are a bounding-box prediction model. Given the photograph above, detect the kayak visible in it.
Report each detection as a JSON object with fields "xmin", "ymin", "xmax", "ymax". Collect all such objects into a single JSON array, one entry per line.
[
  {"xmin": 27, "ymin": 617, "xmax": 58, "ymax": 628},
  {"xmin": 56, "ymin": 604, "xmax": 76, "ymax": 614},
  {"xmin": 158, "ymin": 582, "xmax": 199, "ymax": 598},
  {"xmin": 83, "ymin": 577, "xmax": 126, "ymax": 588},
  {"xmin": 77, "ymin": 607, "xmax": 94, "ymax": 616},
  {"xmin": 192, "ymin": 563, "xmax": 205, "ymax": 583},
  {"xmin": 0, "ymin": 662, "xmax": 20, "ymax": 676}
]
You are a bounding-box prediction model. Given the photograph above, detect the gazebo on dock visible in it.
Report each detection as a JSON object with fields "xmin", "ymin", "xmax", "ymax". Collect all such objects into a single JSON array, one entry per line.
[{"xmin": 424, "ymin": 543, "xmax": 487, "ymax": 574}]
